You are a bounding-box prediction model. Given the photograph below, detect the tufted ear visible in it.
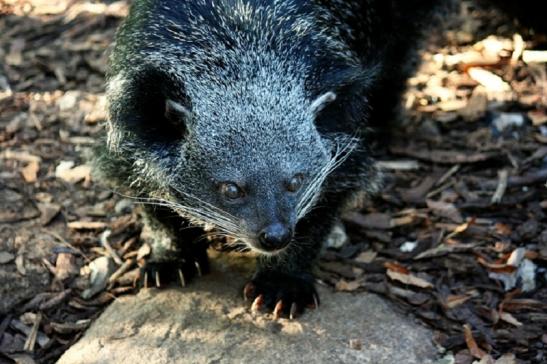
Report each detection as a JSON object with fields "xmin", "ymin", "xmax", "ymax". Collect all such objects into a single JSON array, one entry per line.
[
  {"xmin": 165, "ymin": 99, "xmax": 193, "ymax": 135},
  {"xmin": 309, "ymin": 91, "xmax": 337, "ymax": 117},
  {"xmin": 106, "ymin": 65, "xmax": 197, "ymax": 145},
  {"xmin": 310, "ymin": 63, "xmax": 380, "ymax": 132}
]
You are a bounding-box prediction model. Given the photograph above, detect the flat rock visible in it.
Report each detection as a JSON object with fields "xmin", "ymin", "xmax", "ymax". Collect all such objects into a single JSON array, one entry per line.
[{"xmin": 58, "ymin": 253, "xmax": 437, "ymax": 364}]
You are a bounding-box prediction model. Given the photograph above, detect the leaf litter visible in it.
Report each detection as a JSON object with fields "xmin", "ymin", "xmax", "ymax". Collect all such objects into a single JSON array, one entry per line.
[{"xmin": 0, "ymin": 1, "xmax": 546, "ymax": 363}]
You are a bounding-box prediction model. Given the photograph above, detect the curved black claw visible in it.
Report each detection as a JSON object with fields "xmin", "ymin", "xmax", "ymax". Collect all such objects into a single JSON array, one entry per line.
[
  {"xmin": 138, "ymin": 255, "xmax": 209, "ymax": 289},
  {"xmin": 243, "ymin": 271, "xmax": 319, "ymax": 319}
]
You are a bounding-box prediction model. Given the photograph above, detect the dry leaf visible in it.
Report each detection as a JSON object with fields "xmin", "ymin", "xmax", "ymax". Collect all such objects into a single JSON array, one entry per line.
[
  {"xmin": 21, "ymin": 161, "xmax": 39, "ymax": 183},
  {"xmin": 343, "ymin": 212, "xmax": 392, "ymax": 230},
  {"xmin": 384, "ymin": 261, "xmax": 409, "ymax": 274},
  {"xmin": 495, "ymin": 353, "xmax": 516, "ymax": 364},
  {"xmin": 136, "ymin": 243, "xmax": 151, "ymax": 261},
  {"xmin": 463, "ymin": 324, "xmax": 487, "ymax": 359},
  {"xmin": 67, "ymin": 221, "xmax": 107, "ymax": 230},
  {"xmin": 459, "ymin": 86, "xmax": 488, "ymax": 121},
  {"xmin": 468, "ymin": 67, "xmax": 511, "ymax": 92},
  {"xmin": 499, "ymin": 312, "xmax": 522, "ymax": 327},
  {"xmin": 376, "ymin": 160, "xmax": 420, "ymax": 171},
  {"xmin": 477, "ymin": 355, "xmax": 496, "ymax": 364},
  {"xmin": 528, "ymin": 110, "xmax": 547, "ymax": 126},
  {"xmin": 55, "ymin": 253, "xmax": 79, "ymax": 281},
  {"xmin": 386, "ymin": 269, "xmax": 433, "ymax": 289},
  {"xmin": 444, "ymin": 294, "xmax": 472, "ymax": 309},
  {"xmin": 55, "ymin": 163, "xmax": 92, "ymax": 184},
  {"xmin": 15, "ymin": 254, "xmax": 26, "ymax": 275},
  {"xmin": 426, "ymin": 199, "xmax": 463, "ymax": 223},
  {"xmin": 445, "ymin": 218, "xmax": 475, "ymax": 240},
  {"xmin": 335, "ymin": 278, "xmax": 361, "ymax": 292},
  {"xmin": 522, "ymin": 50, "xmax": 547, "ymax": 64},
  {"xmin": 0, "ymin": 150, "xmax": 41, "ymax": 163},
  {"xmin": 37, "ymin": 203, "xmax": 61, "ymax": 226},
  {"xmin": 354, "ymin": 250, "xmax": 377, "ymax": 264}
]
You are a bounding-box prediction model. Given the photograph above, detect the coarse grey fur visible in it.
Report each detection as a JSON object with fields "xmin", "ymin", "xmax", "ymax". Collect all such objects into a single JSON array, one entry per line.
[{"xmin": 94, "ymin": 0, "xmax": 450, "ymax": 314}]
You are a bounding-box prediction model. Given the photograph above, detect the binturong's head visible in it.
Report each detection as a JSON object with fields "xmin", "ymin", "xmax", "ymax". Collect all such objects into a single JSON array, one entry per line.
[
  {"xmin": 104, "ymin": 63, "xmax": 366, "ymax": 255},
  {"xmin": 102, "ymin": 0, "xmax": 376, "ymax": 255}
]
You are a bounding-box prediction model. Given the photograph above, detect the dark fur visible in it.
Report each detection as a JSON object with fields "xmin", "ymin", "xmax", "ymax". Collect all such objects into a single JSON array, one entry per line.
[{"xmin": 94, "ymin": 0, "xmax": 449, "ymax": 315}]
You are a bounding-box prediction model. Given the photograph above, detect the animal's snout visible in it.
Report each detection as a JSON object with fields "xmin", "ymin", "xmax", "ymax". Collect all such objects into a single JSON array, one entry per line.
[{"xmin": 257, "ymin": 223, "xmax": 292, "ymax": 251}]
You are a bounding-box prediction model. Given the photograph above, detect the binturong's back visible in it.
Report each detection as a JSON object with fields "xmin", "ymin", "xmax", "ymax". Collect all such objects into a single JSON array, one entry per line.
[{"xmin": 93, "ymin": 0, "xmax": 449, "ymax": 317}]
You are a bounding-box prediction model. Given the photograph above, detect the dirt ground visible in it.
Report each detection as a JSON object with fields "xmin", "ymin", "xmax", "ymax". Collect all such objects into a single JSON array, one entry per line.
[{"xmin": 0, "ymin": 1, "xmax": 546, "ymax": 363}]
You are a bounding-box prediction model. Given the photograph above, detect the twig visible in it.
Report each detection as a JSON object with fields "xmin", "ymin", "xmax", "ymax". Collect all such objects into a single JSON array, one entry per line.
[
  {"xmin": 23, "ymin": 313, "xmax": 42, "ymax": 352},
  {"xmin": 491, "ymin": 169, "xmax": 508, "ymax": 204},
  {"xmin": 436, "ymin": 165, "xmax": 460, "ymax": 187}
]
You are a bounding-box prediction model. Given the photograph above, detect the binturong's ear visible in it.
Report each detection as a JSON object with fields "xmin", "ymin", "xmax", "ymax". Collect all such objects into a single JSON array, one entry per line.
[
  {"xmin": 309, "ymin": 91, "xmax": 337, "ymax": 118},
  {"xmin": 310, "ymin": 63, "xmax": 380, "ymax": 133},
  {"xmin": 165, "ymin": 99, "xmax": 193, "ymax": 136},
  {"xmin": 107, "ymin": 66, "xmax": 195, "ymax": 145}
]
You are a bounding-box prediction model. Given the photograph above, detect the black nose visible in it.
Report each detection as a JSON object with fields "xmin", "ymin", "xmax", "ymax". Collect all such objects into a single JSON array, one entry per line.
[{"xmin": 258, "ymin": 223, "xmax": 292, "ymax": 251}]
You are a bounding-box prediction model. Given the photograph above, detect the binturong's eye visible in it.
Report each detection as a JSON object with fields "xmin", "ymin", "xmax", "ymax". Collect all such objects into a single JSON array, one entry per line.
[
  {"xmin": 287, "ymin": 174, "xmax": 304, "ymax": 193},
  {"xmin": 220, "ymin": 182, "xmax": 245, "ymax": 200}
]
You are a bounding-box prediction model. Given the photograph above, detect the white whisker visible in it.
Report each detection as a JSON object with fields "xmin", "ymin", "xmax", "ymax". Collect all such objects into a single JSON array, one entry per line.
[{"xmin": 296, "ymin": 135, "xmax": 358, "ymax": 219}]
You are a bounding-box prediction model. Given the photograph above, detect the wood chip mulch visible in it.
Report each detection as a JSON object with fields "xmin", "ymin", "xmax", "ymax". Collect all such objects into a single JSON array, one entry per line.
[{"xmin": 0, "ymin": 1, "xmax": 546, "ymax": 363}]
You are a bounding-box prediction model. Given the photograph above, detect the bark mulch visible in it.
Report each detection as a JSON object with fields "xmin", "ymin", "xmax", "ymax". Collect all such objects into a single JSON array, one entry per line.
[{"xmin": 0, "ymin": 1, "xmax": 545, "ymax": 363}]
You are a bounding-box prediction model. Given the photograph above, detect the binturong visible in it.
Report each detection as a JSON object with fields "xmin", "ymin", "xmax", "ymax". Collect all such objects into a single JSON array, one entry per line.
[{"xmin": 94, "ymin": 0, "xmax": 448, "ymax": 318}]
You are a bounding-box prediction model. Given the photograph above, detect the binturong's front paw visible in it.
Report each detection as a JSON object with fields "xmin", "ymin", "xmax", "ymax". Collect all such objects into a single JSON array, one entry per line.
[
  {"xmin": 243, "ymin": 271, "xmax": 319, "ymax": 320},
  {"xmin": 138, "ymin": 253, "xmax": 209, "ymax": 289}
]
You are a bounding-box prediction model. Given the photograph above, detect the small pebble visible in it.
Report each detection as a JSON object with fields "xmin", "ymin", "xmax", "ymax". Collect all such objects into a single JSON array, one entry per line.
[
  {"xmin": 0, "ymin": 252, "xmax": 15, "ymax": 264},
  {"xmin": 115, "ymin": 198, "xmax": 133, "ymax": 215},
  {"xmin": 349, "ymin": 339, "xmax": 362, "ymax": 350}
]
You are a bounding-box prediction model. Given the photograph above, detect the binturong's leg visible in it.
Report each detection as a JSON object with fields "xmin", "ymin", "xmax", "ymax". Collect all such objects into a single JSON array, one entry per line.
[
  {"xmin": 139, "ymin": 204, "xmax": 209, "ymax": 288},
  {"xmin": 242, "ymin": 194, "xmax": 344, "ymax": 319}
]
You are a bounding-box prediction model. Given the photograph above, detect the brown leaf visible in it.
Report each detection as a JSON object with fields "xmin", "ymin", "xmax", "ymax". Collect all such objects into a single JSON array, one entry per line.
[
  {"xmin": 400, "ymin": 176, "xmax": 437, "ymax": 203},
  {"xmin": 477, "ymin": 355, "xmax": 496, "ymax": 364},
  {"xmin": 528, "ymin": 110, "xmax": 547, "ymax": 126},
  {"xmin": 136, "ymin": 243, "xmax": 151, "ymax": 261},
  {"xmin": 494, "ymin": 223, "xmax": 512, "ymax": 236},
  {"xmin": 386, "ymin": 269, "xmax": 433, "ymax": 289},
  {"xmin": 384, "ymin": 261, "xmax": 409, "ymax": 274},
  {"xmin": 55, "ymin": 162, "xmax": 91, "ymax": 184},
  {"xmin": 495, "ymin": 353, "xmax": 516, "ymax": 364},
  {"xmin": 426, "ymin": 199, "xmax": 463, "ymax": 223},
  {"xmin": 444, "ymin": 294, "xmax": 472, "ymax": 309},
  {"xmin": 390, "ymin": 145, "xmax": 496, "ymax": 164},
  {"xmin": 335, "ymin": 278, "xmax": 361, "ymax": 292},
  {"xmin": 467, "ymin": 67, "xmax": 510, "ymax": 92},
  {"xmin": 37, "ymin": 203, "xmax": 61, "ymax": 226},
  {"xmin": 459, "ymin": 86, "xmax": 488, "ymax": 121},
  {"xmin": 499, "ymin": 312, "xmax": 523, "ymax": 327},
  {"xmin": 522, "ymin": 50, "xmax": 547, "ymax": 64},
  {"xmin": 55, "ymin": 253, "xmax": 79, "ymax": 281},
  {"xmin": 354, "ymin": 250, "xmax": 377, "ymax": 264},
  {"xmin": 463, "ymin": 324, "xmax": 487, "ymax": 359},
  {"xmin": 444, "ymin": 218, "xmax": 475, "ymax": 240},
  {"xmin": 21, "ymin": 161, "xmax": 39, "ymax": 183},
  {"xmin": 67, "ymin": 221, "xmax": 107, "ymax": 230},
  {"xmin": 343, "ymin": 212, "xmax": 392, "ymax": 230},
  {"xmin": 476, "ymin": 256, "xmax": 517, "ymax": 273}
]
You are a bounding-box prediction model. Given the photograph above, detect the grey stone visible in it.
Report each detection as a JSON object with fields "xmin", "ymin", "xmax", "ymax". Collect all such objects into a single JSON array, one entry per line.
[
  {"xmin": 114, "ymin": 198, "xmax": 133, "ymax": 215},
  {"xmin": 58, "ymin": 253, "xmax": 437, "ymax": 364}
]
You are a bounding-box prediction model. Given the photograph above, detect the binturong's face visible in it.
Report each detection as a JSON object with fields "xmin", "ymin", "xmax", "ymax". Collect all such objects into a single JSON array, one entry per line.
[{"xmin": 164, "ymin": 89, "xmax": 349, "ymax": 255}]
